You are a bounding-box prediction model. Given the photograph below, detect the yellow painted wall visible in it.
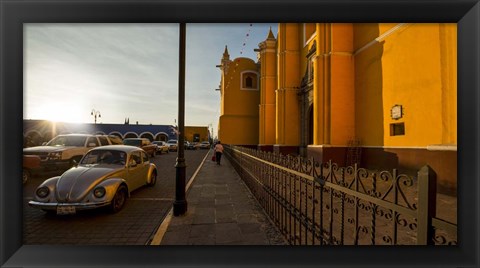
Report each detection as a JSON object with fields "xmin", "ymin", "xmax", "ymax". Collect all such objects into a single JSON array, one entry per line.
[
  {"xmin": 184, "ymin": 126, "xmax": 209, "ymax": 143},
  {"xmin": 354, "ymin": 24, "xmax": 385, "ymax": 146},
  {"xmin": 218, "ymin": 115, "xmax": 259, "ymax": 145},
  {"xmin": 439, "ymin": 24, "xmax": 457, "ymax": 145},
  {"xmin": 354, "ymin": 23, "xmax": 457, "ymax": 147},
  {"xmin": 222, "ymin": 58, "xmax": 259, "ymax": 116},
  {"xmin": 218, "ymin": 57, "xmax": 260, "ymax": 145}
]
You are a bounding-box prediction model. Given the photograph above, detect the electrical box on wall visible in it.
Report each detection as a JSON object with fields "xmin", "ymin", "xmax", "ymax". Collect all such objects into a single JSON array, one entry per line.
[{"xmin": 390, "ymin": 122, "xmax": 405, "ymax": 136}]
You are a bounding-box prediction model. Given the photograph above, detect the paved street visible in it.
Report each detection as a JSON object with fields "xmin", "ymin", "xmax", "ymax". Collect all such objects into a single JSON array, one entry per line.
[{"xmin": 23, "ymin": 149, "xmax": 209, "ymax": 245}]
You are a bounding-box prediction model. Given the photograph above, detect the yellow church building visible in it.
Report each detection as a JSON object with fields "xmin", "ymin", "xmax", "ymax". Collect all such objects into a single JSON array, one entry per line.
[{"xmin": 217, "ymin": 23, "xmax": 457, "ymax": 195}]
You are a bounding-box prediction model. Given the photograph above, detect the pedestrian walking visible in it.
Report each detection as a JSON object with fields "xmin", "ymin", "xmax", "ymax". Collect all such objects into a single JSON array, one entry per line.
[{"xmin": 214, "ymin": 141, "xmax": 224, "ymax": 165}]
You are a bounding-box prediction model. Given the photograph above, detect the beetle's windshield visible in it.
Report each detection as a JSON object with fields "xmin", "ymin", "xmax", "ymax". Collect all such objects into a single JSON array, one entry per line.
[
  {"xmin": 80, "ymin": 150, "xmax": 127, "ymax": 166},
  {"xmin": 46, "ymin": 136, "xmax": 87, "ymax": 147}
]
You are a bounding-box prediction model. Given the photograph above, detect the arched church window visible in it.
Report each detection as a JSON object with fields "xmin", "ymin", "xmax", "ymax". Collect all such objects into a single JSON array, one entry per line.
[
  {"xmin": 246, "ymin": 77, "xmax": 253, "ymax": 88},
  {"xmin": 241, "ymin": 71, "xmax": 259, "ymax": 90}
]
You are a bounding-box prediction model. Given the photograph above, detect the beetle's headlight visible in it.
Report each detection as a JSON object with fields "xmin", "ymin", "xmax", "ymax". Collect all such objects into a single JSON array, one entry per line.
[
  {"xmin": 36, "ymin": 187, "xmax": 50, "ymax": 198},
  {"xmin": 93, "ymin": 187, "xmax": 106, "ymax": 198},
  {"xmin": 48, "ymin": 152, "xmax": 62, "ymax": 160}
]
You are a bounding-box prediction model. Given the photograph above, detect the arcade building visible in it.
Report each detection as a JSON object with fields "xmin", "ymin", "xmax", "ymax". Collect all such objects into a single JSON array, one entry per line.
[{"xmin": 23, "ymin": 119, "xmax": 211, "ymax": 147}]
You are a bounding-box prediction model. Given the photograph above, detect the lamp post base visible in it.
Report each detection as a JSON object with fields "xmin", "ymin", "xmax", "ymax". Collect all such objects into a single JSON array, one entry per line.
[{"xmin": 173, "ymin": 200, "xmax": 188, "ymax": 216}]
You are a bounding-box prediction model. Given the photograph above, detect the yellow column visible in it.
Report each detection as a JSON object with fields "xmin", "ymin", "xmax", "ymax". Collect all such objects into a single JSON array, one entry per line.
[
  {"xmin": 276, "ymin": 23, "xmax": 301, "ymax": 146},
  {"xmin": 313, "ymin": 23, "xmax": 331, "ymax": 145},
  {"xmin": 330, "ymin": 23, "xmax": 355, "ymax": 146},
  {"xmin": 258, "ymin": 29, "xmax": 277, "ymax": 145},
  {"xmin": 276, "ymin": 24, "xmax": 286, "ymax": 145}
]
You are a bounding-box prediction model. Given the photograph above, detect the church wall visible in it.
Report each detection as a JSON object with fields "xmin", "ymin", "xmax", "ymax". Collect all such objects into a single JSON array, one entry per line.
[
  {"xmin": 218, "ymin": 57, "xmax": 260, "ymax": 145},
  {"xmin": 350, "ymin": 23, "xmax": 457, "ymax": 195},
  {"xmin": 218, "ymin": 114, "xmax": 259, "ymax": 145},
  {"xmin": 306, "ymin": 23, "xmax": 457, "ymax": 195},
  {"xmin": 222, "ymin": 58, "xmax": 260, "ymax": 117},
  {"xmin": 354, "ymin": 23, "xmax": 386, "ymax": 146}
]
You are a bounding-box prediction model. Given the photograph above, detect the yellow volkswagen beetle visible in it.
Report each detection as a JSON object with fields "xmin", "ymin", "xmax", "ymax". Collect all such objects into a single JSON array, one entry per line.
[{"xmin": 28, "ymin": 145, "xmax": 158, "ymax": 215}]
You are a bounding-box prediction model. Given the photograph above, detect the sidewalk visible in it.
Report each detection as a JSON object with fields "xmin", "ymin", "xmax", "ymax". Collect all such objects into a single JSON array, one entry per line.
[{"xmin": 150, "ymin": 151, "xmax": 287, "ymax": 245}]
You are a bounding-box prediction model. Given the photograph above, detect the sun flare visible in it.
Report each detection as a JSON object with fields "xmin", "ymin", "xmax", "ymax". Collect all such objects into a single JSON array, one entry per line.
[{"xmin": 35, "ymin": 102, "xmax": 86, "ymax": 123}]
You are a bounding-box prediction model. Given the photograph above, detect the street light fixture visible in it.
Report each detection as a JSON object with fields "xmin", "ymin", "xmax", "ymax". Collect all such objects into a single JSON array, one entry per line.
[
  {"xmin": 91, "ymin": 109, "xmax": 101, "ymax": 124},
  {"xmin": 208, "ymin": 123, "xmax": 214, "ymax": 144}
]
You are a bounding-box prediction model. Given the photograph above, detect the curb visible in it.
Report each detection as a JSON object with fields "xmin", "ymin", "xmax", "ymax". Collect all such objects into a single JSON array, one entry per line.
[{"xmin": 148, "ymin": 149, "xmax": 211, "ymax": 245}]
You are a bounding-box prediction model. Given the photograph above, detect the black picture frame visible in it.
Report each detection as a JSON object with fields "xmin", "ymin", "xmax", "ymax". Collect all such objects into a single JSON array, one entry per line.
[{"xmin": 1, "ymin": 0, "xmax": 479, "ymax": 267}]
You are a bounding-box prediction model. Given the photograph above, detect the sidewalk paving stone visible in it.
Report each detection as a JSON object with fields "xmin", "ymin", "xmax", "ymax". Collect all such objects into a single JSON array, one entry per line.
[{"xmin": 157, "ymin": 155, "xmax": 287, "ymax": 246}]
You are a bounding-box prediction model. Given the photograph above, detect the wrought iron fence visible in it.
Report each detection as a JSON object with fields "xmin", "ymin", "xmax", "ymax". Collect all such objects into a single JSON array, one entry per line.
[{"xmin": 224, "ymin": 145, "xmax": 457, "ymax": 245}]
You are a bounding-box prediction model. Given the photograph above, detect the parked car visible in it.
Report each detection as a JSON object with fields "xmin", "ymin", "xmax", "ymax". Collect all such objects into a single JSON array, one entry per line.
[
  {"xmin": 22, "ymin": 134, "xmax": 119, "ymax": 175},
  {"xmin": 199, "ymin": 141, "xmax": 211, "ymax": 149},
  {"xmin": 123, "ymin": 138, "xmax": 156, "ymax": 158},
  {"xmin": 166, "ymin": 139, "xmax": 178, "ymax": 152},
  {"xmin": 23, "ymin": 155, "xmax": 41, "ymax": 184},
  {"xmin": 185, "ymin": 141, "xmax": 196, "ymax": 150},
  {"xmin": 103, "ymin": 135, "xmax": 123, "ymax": 145},
  {"xmin": 153, "ymin": 141, "xmax": 169, "ymax": 154},
  {"xmin": 28, "ymin": 145, "xmax": 158, "ymax": 215},
  {"xmin": 192, "ymin": 142, "xmax": 201, "ymax": 150}
]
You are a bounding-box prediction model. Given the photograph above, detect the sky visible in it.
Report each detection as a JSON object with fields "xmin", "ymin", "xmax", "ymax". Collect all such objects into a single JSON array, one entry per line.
[{"xmin": 23, "ymin": 23, "xmax": 278, "ymax": 137}]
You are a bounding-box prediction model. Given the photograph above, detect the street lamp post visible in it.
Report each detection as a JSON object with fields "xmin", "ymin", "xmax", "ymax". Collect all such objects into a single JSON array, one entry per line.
[
  {"xmin": 91, "ymin": 109, "xmax": 101, "ymax": 124},
  {"xmin": 208, "ymin": 123, "xmax": 213, "ymax": 144},
  {"xmin": 173, "ymin": 23, "xmax": 187, "ymax": 216}
]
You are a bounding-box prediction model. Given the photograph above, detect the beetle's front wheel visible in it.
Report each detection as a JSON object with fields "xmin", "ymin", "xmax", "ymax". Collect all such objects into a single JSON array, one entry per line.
[
  {"xmin": 110, "ymin": 185, "xmax": 127, "ymax": 213},
  {"xmin": 147, "ymin": 172, "xmax": 157, "ymax": 187}
]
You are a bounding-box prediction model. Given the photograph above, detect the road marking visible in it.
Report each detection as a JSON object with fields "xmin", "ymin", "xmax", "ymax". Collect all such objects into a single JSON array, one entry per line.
[
  {"xmin": 130, "ymin": 198, "xmax": 174, "ymax": 201},
  {"xmin": 186, "ymin": 149, "xmax": 210, "ymax": 192},
  {"xmin": 148, "ymin": 209, "xmax": 173, "ymax": 245}
]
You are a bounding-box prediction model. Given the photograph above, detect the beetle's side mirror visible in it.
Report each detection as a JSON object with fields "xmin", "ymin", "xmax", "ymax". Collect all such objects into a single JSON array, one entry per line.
[{"xmin": 42, "ymin": 142, "xmax": 47, "ymax": 146}]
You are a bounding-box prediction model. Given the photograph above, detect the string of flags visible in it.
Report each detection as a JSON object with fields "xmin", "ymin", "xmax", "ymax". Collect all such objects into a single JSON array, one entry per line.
[{"xmin": 225, "ymin": 23, "xmax": 253, "ymax": 90}]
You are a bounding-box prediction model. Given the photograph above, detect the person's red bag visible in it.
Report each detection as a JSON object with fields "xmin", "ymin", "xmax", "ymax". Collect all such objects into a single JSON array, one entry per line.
[{"xmin": 212, "ymin": 155, "xmax": 216, "ymax": 161}]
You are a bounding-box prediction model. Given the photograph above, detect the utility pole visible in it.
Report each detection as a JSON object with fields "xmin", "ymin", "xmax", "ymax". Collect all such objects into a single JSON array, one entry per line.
[{"xmin": 173, "ymin": 23, "xmax": 187, "ymax": 216}]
